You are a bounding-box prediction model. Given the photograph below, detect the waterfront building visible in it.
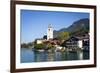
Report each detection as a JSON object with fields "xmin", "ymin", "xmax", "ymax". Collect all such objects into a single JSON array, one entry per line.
[
  {"xmin": 62, "ymin": 34, "xmax": 89, "ymax": 50},
  {"xmin": 35, "ymin": 39, "xmax": 45, "ymax": 44}
]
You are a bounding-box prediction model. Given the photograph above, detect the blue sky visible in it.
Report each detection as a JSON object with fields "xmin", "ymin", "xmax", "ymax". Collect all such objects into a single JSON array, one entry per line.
[{"xmin": 21, "ymin": 10, "xmax": 89, "ymax": 43}]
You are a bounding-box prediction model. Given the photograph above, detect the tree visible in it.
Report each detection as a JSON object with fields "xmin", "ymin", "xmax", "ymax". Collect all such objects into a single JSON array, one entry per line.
[
  {"xmin": 21, "ymin": 43, "xmax": 28, "ymax": 48},
  {"xmin": 57, "ymin": 32, "xmax": 69, "ymax": 42},
  {"xmin": 34, "ymin": 43, "xmax": 46, "ymax": 49},
  {"xmin": 47, "ymin": 43, "xmax": 55, "ymax": 49}
]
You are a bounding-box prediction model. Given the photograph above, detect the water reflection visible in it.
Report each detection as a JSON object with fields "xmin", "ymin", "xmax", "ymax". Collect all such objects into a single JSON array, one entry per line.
[
  {"xmin": 21, "ymin": 48, "xmax": 89, "ymax": 63},
  {"xmin": 77, "ymin": 51, "xmax": 83, "ymax": 60}
]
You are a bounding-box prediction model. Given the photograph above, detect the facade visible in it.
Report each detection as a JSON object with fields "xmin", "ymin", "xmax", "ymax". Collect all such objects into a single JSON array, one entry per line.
[
  {"xmin": 62, "ymin": 34, "xmax": 89, "ymax": 50},
  {"xmin": 36, "ymin": 39, "xmax": 45, "ymax": 44},
  {"xmin": 36, "ymin": 39, "xmax": 43, "ymax": 44},
  {"xmin": 78, "ymin": 40, "xmax": 83, "ymax": 48},
  {"xmin": 62, "ymin": 37, "xmax": 80, "ymax": 49},
  {"xmin": 47, "ymin": 24, "xmax": 53, "ymax": 40}
]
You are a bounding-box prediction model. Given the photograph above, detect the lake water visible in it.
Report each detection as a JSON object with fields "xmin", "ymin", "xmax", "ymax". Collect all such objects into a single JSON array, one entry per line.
[{"xmin": 21, "ymin": 48, "xmax": 89, "ymax": 63}]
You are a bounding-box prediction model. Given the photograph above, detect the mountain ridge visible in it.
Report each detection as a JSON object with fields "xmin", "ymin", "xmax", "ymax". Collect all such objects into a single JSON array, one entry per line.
[{"xmin": 53, "ymin": 18, "xmax": 89, "ymax": 38}]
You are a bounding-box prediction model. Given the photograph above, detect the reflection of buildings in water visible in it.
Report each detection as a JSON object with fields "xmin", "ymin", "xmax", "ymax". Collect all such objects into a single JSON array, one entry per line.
[
  {"xmin": 54, "ymin": 52, "xmax": 62, "ymax": 61},
  {"xmin": 77, "ymin": 51, "xmax": 83, "ymax": 60},
  {"xmin": 47, "ymin": 53, "xmax": 54, "ymax": 61},
  {"xmin": 32, "ymin": 50, "xmax": 35, "ymax": 62},
  {"xmin": 61, "ymin": 52, "xmax": 68, "ymax": 60},
  {"xmin": 34, "ymin": 52, "xmax": 41, "ymax": 62},
  {"xmin": 33, "ymin": 50, "xmax": 87, "ymax": 62},
  {"xmin": 34, "ymin": 51, "xmax": 55, "ymax": 62},
  {"xmin": 34, "ymin": 52, "xmax": 46, "ymax": 62}
]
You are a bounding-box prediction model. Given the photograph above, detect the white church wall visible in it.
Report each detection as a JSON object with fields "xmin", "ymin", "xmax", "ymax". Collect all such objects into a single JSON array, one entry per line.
[{"xmin": 47, "ymin": 24, "xmax": 53, "ymax": 40}]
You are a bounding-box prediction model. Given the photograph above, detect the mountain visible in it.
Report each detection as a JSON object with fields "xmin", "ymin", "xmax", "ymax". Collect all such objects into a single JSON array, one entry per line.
[{"xmin": 53, "ymin": 18, "xmax": 89, "ymax": 38}]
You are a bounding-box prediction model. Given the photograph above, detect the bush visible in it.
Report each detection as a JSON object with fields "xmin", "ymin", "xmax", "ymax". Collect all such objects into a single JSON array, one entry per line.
[
  {"xmin": 47, "ymin": 44, "xmax": 54, "ymax": 49},
  {"xmin": 34, "ymin": 43, "xmax": 45, "ymax": 49}
]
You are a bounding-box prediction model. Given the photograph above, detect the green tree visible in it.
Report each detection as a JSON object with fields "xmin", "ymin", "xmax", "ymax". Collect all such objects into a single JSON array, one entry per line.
[
  {"xmin": 21, "ymin": 43, "xmax": 28, "ymax": 48},
  {"xmin": 47, "ymin": 43, "xmax": 55, "ymax": 49},
  {"xmin": 34, "ymin": 43, "xmax": 46, "ymax": 49},
  {"xmin": 58, "ymin": 32, "xmax": 69, "ymax": 42}
]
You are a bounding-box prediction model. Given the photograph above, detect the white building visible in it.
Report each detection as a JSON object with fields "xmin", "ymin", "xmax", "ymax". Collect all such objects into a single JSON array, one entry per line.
[
  {"xmin": 78, "ymin": 40, "xmax": 83, "ymax": 49},
  {"xmin": 36, "ymin": 39, "xmax": 45, "ymax": 44},
  {"xmin": 47, "ymin": 24, "xmax": 53, "ymax": 40},
  {"xmin": 36, "ymin": 39, "xmax": 43, "ymax": 44}
]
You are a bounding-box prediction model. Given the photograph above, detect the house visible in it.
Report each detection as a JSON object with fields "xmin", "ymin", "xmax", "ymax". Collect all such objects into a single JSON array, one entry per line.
[
  {"xmin": 35, "ymin": 39, "xmax": 46, "ymax": 44},
  {"xmin": 62, "ymin": 34, "xmax": 89, "ymax": 51},
  {"xmin": 77, "ymin": 34, "xmax": 89, "ymax": 50},
  {"xmin": 62, "ymin": 37, "xmax": 80, "ymax": 49}
]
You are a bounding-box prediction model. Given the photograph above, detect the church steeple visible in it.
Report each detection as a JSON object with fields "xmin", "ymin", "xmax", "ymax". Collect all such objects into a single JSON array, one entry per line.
[
  {"xmin": 48, "ymin": 24, "xmax": 52, "ymax": 28},
  {"xmin": 47, "ymin": 24, "xmax": 53, "ymax": 40}
]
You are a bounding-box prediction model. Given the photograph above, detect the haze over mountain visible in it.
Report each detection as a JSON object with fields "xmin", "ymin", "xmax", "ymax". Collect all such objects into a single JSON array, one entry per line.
[{"xmin": 53, "ymin": 18, "xmax": 89, "ymax": 38}]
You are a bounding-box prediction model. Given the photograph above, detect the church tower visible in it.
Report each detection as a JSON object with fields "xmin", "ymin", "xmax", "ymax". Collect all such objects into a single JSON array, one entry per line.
[{"xmin": 47, "ymin": 24, "xmax": 53, "ymax": 40}]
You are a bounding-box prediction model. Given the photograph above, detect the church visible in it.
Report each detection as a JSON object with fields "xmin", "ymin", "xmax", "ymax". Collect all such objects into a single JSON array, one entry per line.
[
  {"xmin": 36, "ymin": 24, "xmax": 53, "ymax": 44},
  {"xmin": 47, "ymin": 24, "xmax": 53, "ymax": 40}
]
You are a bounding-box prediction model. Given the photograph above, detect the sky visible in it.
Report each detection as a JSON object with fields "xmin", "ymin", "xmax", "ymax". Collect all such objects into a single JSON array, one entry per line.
[{"xmin": 21, "ymin": 10, "xmax": 89, "ymax": 43}]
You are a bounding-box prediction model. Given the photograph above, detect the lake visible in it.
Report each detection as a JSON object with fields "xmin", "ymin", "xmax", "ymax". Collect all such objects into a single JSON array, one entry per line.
[{"xmin": 21, "ymin": 48, "xmax": 89, "ymax": 63}]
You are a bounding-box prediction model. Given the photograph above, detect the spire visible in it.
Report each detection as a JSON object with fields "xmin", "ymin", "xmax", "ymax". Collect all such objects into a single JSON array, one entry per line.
[
  {"xmin": 47, "ymin": 24, "xmax": 53, "ymax": 40},
  {"xmin": 48, "ymin": 24, "xmax": 52, "ymax": 28}
]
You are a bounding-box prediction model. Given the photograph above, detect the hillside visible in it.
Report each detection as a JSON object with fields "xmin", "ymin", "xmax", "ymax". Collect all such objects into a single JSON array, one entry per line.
[{"xmin": 53, "ymin": 18, "xmax": 89, "ymax": 38}]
